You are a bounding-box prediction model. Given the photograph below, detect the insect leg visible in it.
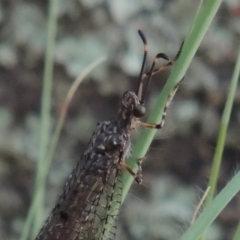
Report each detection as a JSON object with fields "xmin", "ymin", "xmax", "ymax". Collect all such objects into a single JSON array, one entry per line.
[
  {"xmin": 136, "ymin": 158, "xmax": 143, "ymax": 183},
  {"xmin": 139, "ymin": 78, "xmax": 183, "ymax": 130},
  {"xmin": 119, "ymin": 162, "xmax": 143, "ymax": 184}
]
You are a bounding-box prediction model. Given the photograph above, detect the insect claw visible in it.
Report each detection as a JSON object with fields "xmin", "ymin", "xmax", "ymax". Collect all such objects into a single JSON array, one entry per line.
[{"xmin": 135, "ymin": 176, "xmax": 143, "ymax": 184}]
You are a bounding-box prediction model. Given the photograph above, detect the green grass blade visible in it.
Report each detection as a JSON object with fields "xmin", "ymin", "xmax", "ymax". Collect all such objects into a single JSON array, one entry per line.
[
  {"xmin": 20, "ymin": 1, "xmax": 59, "ymax": 239},
  {"xmin": 179, "ymin": 170, "xmax": 240, "ymax": 240},
  {"xmin": 206, "ymin": 47, "xmax": 240, "ymax": 204},
  {"xmin": 229, "ymin": 48, "xmax": 240, "ymax": 240},
  {"xmin": 33, "ymin": 0, "xmax": 59, "ymax": 235},
  {"xmin": 189, "ymin": 45, "xmax": 240, "ymax": 240}
]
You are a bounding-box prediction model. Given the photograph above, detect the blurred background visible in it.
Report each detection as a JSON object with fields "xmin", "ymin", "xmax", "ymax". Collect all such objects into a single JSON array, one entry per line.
[{"xmin": 0, "ymin": 0, "xmax": 240, "ymax": 240}]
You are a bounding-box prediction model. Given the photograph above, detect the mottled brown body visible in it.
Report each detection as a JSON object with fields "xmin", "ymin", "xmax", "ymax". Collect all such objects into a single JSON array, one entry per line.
[
  {"xmin": 35, "ymin": 30, "xmax": 182, "ymax": 240},
  {"xmin": 35, "ymin": 119, "xmax": 132, "ymax": 240}
]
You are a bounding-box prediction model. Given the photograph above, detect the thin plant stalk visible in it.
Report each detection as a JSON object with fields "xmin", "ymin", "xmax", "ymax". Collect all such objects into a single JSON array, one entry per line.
[
  {"xmin": 45, "ymin": 56, "xmax": 106, "ymax": 175},
  {"xmin": 227, "ymin": 48, "xmax": 240, "ymax": 240},
  {"xmin": 206, "ymin": 48, "xmax": 240, "ymax": 204},
  {"xmin": 185, "ymin": 46, "xmax": 240, "ymax": 240},
  {"xmin": 20, "ymin": 0, "xmax": 59, "ymax": 239},
  {"xmin": 33, "ymin": 0, "xmax": 59, "ymax": 236}
]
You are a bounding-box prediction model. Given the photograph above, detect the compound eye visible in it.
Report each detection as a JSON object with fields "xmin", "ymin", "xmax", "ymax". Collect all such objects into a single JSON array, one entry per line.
[{"xmin": 133, "ymin": 104, "xmax": 146, "ymax": 118}]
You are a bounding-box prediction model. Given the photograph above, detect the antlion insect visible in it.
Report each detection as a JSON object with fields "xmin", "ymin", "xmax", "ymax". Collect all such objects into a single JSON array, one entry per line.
[{"xmin": 35, "ymin": 30, "xmax": 182, "ymax": 240}]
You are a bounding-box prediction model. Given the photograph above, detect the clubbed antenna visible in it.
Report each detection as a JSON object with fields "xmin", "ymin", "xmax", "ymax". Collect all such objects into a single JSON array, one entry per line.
[
  {"xmin": 136, "ymin": 30, "xmax": 172, "ymax": 103},
  {"xmin": 136, "ymin": 30, "xmax": 148, "ymax": 102},
  {"xmin": 140, "ymin": 52, "xmax": 170, "ymax": 102}
]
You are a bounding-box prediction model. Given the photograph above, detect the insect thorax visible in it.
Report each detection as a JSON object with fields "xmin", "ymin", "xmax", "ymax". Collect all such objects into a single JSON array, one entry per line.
[{"xmin": 82, "ymin": 120, "xmax": 131, "ymax": 172}]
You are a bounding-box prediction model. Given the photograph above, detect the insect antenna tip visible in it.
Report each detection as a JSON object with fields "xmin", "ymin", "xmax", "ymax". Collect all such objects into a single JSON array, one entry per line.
[{"xmin": 138, "ymin": 30, "xmax": 147, "ymax": 44}]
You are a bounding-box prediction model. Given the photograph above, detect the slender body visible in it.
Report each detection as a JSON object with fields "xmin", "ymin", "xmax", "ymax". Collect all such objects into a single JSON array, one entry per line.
[{"xmin": 35, "ymin": 30, "xmax": 182, "ymax": 240}]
